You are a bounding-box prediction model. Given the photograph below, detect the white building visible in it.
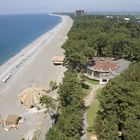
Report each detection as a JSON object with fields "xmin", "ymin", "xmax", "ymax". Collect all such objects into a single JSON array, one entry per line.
[
  {"xmin": 124, "ymin": 17, "xmax": 130, "ymax": 21},
  {"xmin": 86, "ymin": 58, "xmax": 119, "ymax": 84}
]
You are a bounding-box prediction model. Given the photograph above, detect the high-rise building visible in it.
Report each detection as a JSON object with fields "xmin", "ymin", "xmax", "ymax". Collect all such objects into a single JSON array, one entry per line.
[{"xmin": 75, "ymin": 10, "xmax": 84, "ymax": 16}]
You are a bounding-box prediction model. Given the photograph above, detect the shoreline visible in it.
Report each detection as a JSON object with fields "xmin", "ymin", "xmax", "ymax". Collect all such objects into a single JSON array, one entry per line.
[
  {"xmin": 0, "ymin": 14, "xmax": 64, "ymax": 85},
  {"xmin": 0, "ymin": 15, "xmax": 73, "ymax": 139},
  {"xmin": 0, "ymin": 13, "xmax": 61, "ymax": 67}
]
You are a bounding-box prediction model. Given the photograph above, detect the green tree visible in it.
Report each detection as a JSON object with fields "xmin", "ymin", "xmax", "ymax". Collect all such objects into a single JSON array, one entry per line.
[
  {"xmin": 46, "ymin": 71, "xmax": 84, "ymax": 140},
  {"xmin": 40, "ymin": 95, "xmax": 56, "ymax": 114},
  {"xmin": 95, "ymin": 62, "xmax": 140, "ymax": 140},
  {"xmin": 49, "ymin": 80, "xmax": 57, "ymax": 91}
]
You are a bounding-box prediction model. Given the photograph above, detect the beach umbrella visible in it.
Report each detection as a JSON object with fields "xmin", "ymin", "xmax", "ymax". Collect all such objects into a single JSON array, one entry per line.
[{"xmin": 18, "ymin": 87, "xmax": 47, "ymax": 108}]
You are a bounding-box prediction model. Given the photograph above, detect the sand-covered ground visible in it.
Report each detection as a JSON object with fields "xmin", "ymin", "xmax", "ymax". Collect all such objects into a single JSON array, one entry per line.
[{"xmin": 0, "ymin": 15, "xmax": 73, "ymax": 140}]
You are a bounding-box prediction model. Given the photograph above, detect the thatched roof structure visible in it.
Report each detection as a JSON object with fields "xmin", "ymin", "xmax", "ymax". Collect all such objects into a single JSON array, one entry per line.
[
  {"xmin": 4, "ymin": 114, "xmax": 20, "ymax": 126},
  {"xmin": 52, "ymin": 56, "xmax": 64, "ymax": 65},
  {"xmin": 18, "ymin": 87, "xmax": 47, "ymax": 108}
]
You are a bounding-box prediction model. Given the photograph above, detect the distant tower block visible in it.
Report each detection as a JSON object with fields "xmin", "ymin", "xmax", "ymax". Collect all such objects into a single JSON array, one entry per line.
[{"xmin": 75, "ymin": 10, "xmax": 85, "ymax": 16}]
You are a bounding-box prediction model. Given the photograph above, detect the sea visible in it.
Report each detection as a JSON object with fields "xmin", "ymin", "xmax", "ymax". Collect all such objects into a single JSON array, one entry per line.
[{"xmin": 0, "ymin": 14, "xmax": 61, "ymax": 65}]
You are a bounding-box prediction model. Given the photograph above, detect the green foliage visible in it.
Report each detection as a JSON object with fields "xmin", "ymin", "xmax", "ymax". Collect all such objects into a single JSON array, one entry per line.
[
  {"xmin": 95, "ymin": 62, "xmax": 140, "ymax": 140},
  {"xmin": 45, "ymin": 15, "xmax": 140, "ymax": 140},
  {"xmin": 46, "ymin": 71, "xmax": 84, "ymax": 140},
  {"xmin": 63, "ymin": 16, "xmax": 140, "ymax": 71},
  {"xmin": 87, "ymin": 127, "xmax": 94, "ymax": 132},
  {"xmin": 40, "ymin": 95, "xmax": 56, "ymax": 110},
  {"xmin": 49, "ymin": 80, "xmax": 57, "ymax": 90},
  {"xmin": 58, "ymin": 71, "xmax": 83, "ymax": 107},
  {"xmin": 46, "ymin": 127, "xmax": 68, "ymax": 140}
]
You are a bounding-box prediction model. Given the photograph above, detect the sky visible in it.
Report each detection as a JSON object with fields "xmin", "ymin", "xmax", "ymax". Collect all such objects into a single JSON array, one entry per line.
[{"xmin": 0, "ymin": 0, "xmax": 140, "ymax": 14}]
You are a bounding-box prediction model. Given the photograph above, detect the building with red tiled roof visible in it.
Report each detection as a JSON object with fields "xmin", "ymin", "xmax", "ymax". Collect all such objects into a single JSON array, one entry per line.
[
  {"xmin": 89, "ymin": 58, "xmax": 119, "ymax": 72},
  {"xmin": 86, "ymin": 58, "xmax": 119, "ymax": 84}
]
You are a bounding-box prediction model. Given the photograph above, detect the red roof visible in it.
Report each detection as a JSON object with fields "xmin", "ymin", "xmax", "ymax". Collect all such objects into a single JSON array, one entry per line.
[{"xmin": 89, "ymin": 58, "xmax": 119, "ymax": 72}]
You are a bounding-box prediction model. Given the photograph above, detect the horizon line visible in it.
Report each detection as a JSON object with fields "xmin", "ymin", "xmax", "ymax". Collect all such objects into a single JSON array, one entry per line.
[{"xmin": 0, "ymin": 10, "xmax": 140, "ymax": 16}]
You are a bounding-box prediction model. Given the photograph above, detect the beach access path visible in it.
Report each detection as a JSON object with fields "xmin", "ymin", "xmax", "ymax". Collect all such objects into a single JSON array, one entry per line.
[{"xmin": 0, "ymin": 15, "xmax": 73, "ymax": 140}]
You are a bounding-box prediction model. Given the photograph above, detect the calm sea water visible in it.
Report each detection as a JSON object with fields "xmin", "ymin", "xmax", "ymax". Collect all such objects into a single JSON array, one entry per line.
[{"xmin": 0, "ymin": 14, "xmax": 61, "ymax": 65}]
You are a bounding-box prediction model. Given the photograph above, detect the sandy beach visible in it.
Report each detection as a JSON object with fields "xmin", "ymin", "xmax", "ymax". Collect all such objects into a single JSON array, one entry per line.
[{"xmin": 0, "ymin": 15, "xmax": 73, "ymax": 140}]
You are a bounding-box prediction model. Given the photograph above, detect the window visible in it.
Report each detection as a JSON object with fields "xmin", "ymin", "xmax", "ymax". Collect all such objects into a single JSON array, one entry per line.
[
  {"xmin": 94, "ymin": 71, "xmax": 100, "ymax": 77},
  {"xmin": 102, "ymin": 79, "xmax": 107, "ymax": 82}
]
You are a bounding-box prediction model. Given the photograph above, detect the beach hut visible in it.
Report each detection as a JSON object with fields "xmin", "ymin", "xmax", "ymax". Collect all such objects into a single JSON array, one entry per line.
[
  {"xmin": 52, "ymin": 56, "xmax": 64, "ymax": 65},
  {"xmin": 18, "ymin": 87, "xmax": 47, "ymax": 108},
  {"xmin": 4, "ymin": 114, "xmax": 20, "ymax": 129}
]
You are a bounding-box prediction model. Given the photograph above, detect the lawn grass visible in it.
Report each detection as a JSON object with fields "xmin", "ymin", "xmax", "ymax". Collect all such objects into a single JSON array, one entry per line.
[
  {"xmin": 86, "ymin": 88, "xmax": 102, "ymax": 138},
  {"xmin": 79, "ymin": 74, "xmax": 99, "ymax": 85},
  {"xmin": 86, "ymin": 78, "xmax": 98, "ymax": 85},
  {"xmin": 82, "ymin": 75, "xmax": 99, "ymax": 85}
]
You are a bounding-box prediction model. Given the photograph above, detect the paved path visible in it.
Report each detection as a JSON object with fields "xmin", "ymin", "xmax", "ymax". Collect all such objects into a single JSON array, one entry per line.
[
  {"xmin": 84, "ymin": 85, "xmax": 104, "ymax": 107},
  {"xmin": 81, "ymin": 84, "xmax": 104, "ymax": 140}
]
